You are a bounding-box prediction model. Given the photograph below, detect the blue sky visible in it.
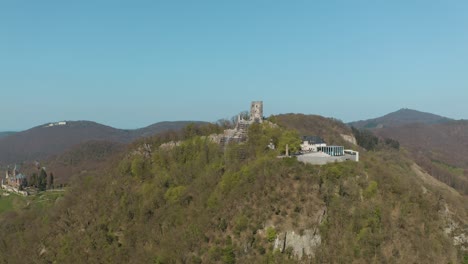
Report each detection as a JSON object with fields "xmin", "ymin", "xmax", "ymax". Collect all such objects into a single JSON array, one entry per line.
[{"xmin": 1, "ymin": 1, "xmax": 467, "ymax": 131}]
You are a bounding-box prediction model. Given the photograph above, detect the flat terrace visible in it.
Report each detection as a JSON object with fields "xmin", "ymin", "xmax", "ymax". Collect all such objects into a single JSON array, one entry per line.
[{"xmin": 296, "ymin": 151, "xmax": 358, "ymax": 165}]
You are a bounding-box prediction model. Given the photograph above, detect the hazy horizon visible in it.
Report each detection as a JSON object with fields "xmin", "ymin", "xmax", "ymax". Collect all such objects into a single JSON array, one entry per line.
[
  {"xmin": 0, "ymin": 107, "xmax": 463, "ymax": 132},
  {"xmin": 2, "ymin": 1, "xmax": 467, "ymax": 131}
]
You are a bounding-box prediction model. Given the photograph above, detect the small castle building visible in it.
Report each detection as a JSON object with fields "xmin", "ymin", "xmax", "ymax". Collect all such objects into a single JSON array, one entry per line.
[{"xmin": 2, "ymin": 165, "xmax": 27, "ymax": 189}]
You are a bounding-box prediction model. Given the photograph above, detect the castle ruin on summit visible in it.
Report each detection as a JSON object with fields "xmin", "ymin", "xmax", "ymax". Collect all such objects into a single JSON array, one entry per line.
[{"xmin": 222, "ymin": 101, "xmax": 263, "ymax": 144}]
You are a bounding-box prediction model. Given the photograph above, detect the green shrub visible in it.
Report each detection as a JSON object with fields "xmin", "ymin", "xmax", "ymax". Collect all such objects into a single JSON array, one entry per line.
[
  {"xmin": 234, "ymin": 215, "xmax": 249, "ymax": 235},
  {"xmin": 208, "ymin": 246, "xmax": 222, "ymax": 261},
  {"xmin": 364, "ymin": 181, "xmax": 378, "ymax": 199},
  {"xmin": 266, "ymin": 227, "xmax": 277, "ymax": 242},
  {"xmin": 222, "ymin": 245, "xmax": 236, "ymax": 264},
  {"xmin": 164, "ymin": 186, "xmax": 187, "ymax": 204}
]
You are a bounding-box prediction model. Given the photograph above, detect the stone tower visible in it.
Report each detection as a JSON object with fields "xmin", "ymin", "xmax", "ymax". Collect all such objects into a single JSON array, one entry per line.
[{"xmin": 250, "ymin": 101, "xmax": 263, "ymax": 123}]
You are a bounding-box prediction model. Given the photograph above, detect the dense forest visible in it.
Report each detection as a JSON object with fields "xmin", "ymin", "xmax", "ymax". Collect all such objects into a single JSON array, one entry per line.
[
  {"xmin": 0, "ymin": 118, "xmax": 467, "ymax": 263},
  {"xmin": 374, "ymin": 121, "xmax": 468, "ymax": 195}
]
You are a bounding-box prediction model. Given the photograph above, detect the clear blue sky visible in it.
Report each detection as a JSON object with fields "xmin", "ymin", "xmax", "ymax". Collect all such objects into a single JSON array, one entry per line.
[{"xmin": 1, "ymin": 1, "xmax": 467, "ymax": 131}]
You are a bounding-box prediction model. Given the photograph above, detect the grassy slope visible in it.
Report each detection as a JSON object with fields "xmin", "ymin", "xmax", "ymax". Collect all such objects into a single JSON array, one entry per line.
[
  {"xmin": 0, "ymin": 118, "xmax": 466, "ymax": 263},
  {"xmin": 0, "ymin": 192, "xmax": 14, "ymax": 213},
  {"xmin": 0, "ymin": 190, "xmax": 64, "ymax": 213}
]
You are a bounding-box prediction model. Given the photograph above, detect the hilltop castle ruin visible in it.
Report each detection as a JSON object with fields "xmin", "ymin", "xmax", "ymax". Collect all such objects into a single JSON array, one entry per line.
[{"xmin": 221, "ymin": 101, "xmax": 264, "ymax": 144}]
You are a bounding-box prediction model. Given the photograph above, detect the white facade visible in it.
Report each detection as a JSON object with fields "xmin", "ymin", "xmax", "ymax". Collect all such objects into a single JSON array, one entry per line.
[
  {"xmin": 45, "ymin": 121, "xmax": 67, "ymax": 128},
  {"xmin": 300, "ymin": 141, "xmax": 326, "ymax": 152},
  {"xmin": 344, "ymin": 150, "xmax": 359, "ymax": 162}
]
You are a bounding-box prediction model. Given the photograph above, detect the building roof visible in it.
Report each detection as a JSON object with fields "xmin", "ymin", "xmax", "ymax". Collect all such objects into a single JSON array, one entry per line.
[
  {"xmin": 5, "ymin": 171, "xmax": 26, "ymax": 180},
  {"xmin": 302, "ymin": 136, "xmax": 326, "ymax": 144},
  {"xmin": 14, "ymin": 174, "xmax": 26, "ymax": 180}
]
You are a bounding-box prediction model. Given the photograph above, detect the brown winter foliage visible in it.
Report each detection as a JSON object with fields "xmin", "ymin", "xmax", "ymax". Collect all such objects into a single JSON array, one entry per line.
[
  {"xmin": 0, "ymin": 117, "xmax": 466, "ymax": 263},
  {"xmin": 375, "ymin": 121, "xmax": 468, "ymax": 194},
  {"xmin": 0, "ymin": 120, "xmax": 205, "ymax": 165}
]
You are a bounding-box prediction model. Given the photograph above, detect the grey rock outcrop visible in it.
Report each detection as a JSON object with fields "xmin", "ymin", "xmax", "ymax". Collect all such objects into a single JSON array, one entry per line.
[
  {"xmin": 272, "ymin": 207, "xmax": 326, "ymax": 259},
  {"xmin": 274, "ymin": 229, "xmax": 321, "ymax": 259},
  {"xmin": 439, "ymin": 201, "xmax": 468, "ymax": 251}
]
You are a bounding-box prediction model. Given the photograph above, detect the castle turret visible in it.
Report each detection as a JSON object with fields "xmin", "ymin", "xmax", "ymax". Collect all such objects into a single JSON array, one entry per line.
[{"xmin": 250, "ymin": 101, "xmax": 263, "ymax": 123}]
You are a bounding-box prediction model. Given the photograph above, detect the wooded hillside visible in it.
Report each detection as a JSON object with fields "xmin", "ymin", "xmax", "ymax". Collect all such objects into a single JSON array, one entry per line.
[{"xmin": 0, "ymin": 118, "xmax": 466, "ymax": 263}]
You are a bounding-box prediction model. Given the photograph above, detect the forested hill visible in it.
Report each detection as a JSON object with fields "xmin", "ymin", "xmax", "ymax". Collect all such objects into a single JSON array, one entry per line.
[
  {"xmin": 374, "ymin": 120, "xmax": 468, "ymax": 195},
  {"xmin": 0, "ymin": 132, "xmax": 16, "ymax": 139},
  {"xmin": 273, "ymin": 114, "xmax": 354, "ymax": 145},
  {"xmin": 0, "ymin": 120, "xmax": 205, "ymax": 165},
  {"xmin": 349, "ymin": 108, "xmax": 452, "ymax": 129},
  {"xmin": 349, "ymin": 109, "xmax": 468, "ymax": 195},
  {"xmin": 0, "ymin": 116, "xmax": 466, "ymax": 263},
  {"xmin": 41, "ymin": 140, "xmax": 126, "ymax": 185}
]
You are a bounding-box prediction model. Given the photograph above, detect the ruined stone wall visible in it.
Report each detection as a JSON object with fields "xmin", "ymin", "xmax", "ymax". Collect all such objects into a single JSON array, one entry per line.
[{"xmin": 250, "ymin": 101, "xmax": 263, "ymax": 123}]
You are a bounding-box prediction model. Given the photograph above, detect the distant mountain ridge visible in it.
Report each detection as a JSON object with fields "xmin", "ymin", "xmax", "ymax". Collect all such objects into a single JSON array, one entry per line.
[
  {"xmin": 130, "ymin": 121, "xmax": 203, "ymax": 138},
  {"xmin": 0, "ymin": 120, "xmax": 205, "ymax": 165},
  {"xmin": 0, "ymin": 132, "xmax": 16, "ymax": 138},
  {"xmin": 349, "ymin": 108, "xmax": 452, "ymax": 129},
  {"xmin": 349, "ymin": 109, "xmax": 468, "ymax": 195}
]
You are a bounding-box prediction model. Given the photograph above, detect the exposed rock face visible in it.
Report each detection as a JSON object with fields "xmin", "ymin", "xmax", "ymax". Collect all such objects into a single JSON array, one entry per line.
[
  {"xmin": 439, "ymin": 201, "xmax": 468, "ymax": 251},
  {"xmin": 274, "ymin": 229, "xmax": 321, "ymax": 259},
  {"xmin": 341, "ymin": 134, "xmax": 357, "ymax": 145},
  {"xmin": 127, "ymin": 143, "xmax": 153, "ymax": 159},
  {"xmin": 159, "ymin": 141, "xmax": 180, "ymax": 150},
  {"xmin": 273, "ymin": 208, "xmax": 326, "ymax": 259}
]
